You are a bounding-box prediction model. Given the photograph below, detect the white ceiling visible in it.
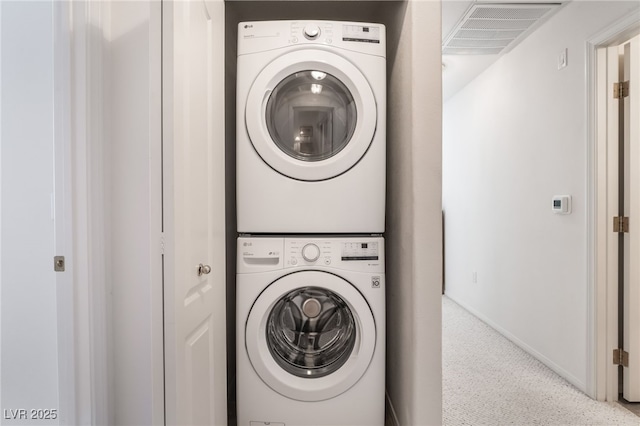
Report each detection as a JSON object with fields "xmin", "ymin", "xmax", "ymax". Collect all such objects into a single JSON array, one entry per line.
[{"xmin": 441, "ymin": 0, "xmax": 568, "ymax": 101}]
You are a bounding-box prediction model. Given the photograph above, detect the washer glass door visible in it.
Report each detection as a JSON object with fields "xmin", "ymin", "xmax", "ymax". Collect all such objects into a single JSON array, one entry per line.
[
  {"xmin": 245, "ymin": 271, "xmax": 376, "ymax": 402},
  {"xmin": 245, "ymin": 49, "xmax": 377, "ymax": 181},
  {"xmin": 267, "ymin": 286, "xmax": 356, "ymax": 378}
]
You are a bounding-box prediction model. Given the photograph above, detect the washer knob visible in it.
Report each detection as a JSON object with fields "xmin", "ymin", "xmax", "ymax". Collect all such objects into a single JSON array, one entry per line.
[
  {"xmin": 301, "ymin": 243, "xmax": 321, "ymax": 262},
  {"xmin": 303, "ymin": 24, "xmax": 321, "ymax": 40}
]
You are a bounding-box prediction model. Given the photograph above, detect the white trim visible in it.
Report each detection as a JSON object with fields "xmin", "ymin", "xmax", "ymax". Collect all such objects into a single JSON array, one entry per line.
[
  {"xmin": 149, "ymin": 2, "xmax": 165, "ymax": 424},
  {"xmin": 86, "ymin": 1, "xmax": 111, "ymax": 423},
  {"xmin": 587, "ymin": 10, "xmax": 640, "ymax": 402},
  {"xmin": 585, "ymin": 35, "xmax": 597, "ymax": 400},
  {"xmin": 53, "ymin": 2, "xmax": 77, "ymax": 423},
  {"xmin": 63, "ymin": 1, "xmax": 111, "ymax": 422},
  {"xmin": 69, "ymin": 1, "xmax": 93, "ymax": 422},
  {"xmin": 161, "ymin": 2, "xmax": 178, "ymax": 422},
  {"xmin": 605, "ymin": 44, "xmax": 622, "ymax": 404},
  {"xmin": 0, "ymin": 1, "xmax": 4, "ymax": 412}
]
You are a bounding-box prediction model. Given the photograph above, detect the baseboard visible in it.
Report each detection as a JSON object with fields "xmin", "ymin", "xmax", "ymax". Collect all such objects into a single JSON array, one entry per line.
[
  {"xmin": 385, "ymin": 391, "xmax": 400, "ymax": 426},
  {"xmin": 446, "ymin": 296, "xmax": 588, "ymax": 393}
]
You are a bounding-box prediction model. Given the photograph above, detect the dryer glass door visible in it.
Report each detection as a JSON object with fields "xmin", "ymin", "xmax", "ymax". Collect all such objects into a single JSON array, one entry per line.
[
  {"xmin": 245, "ymin": 49, "xmax": 378, "ymax": 181},
  {"xmin": 266, "ymin": 71, "xmax": 356, "ymax": 163}
]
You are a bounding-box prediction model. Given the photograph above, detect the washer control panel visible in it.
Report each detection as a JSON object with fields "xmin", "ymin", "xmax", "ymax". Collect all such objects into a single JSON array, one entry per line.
[
  {"xmin": 341, "ymin": 241, "xmax": 380, "ymax": 261},
  {"xmin": 287, "ymin": 240, "xmax": 333, "ymax": 267},
  {"xmin": 238, "ymin": 237, "xmax": 384, "ymax": 273},
  {"xmin": 285, "ymin": 237, "xmax": 384, "ymax": 272}
]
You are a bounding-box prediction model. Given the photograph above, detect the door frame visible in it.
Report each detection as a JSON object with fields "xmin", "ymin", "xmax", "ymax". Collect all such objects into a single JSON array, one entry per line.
[
  {"xmin": 54, "ymin": 0, "xmax": 111, "ymax": 422},
  {"xmin": 588, "ymin": 12, "xmax": 640, "ymax": 402}
]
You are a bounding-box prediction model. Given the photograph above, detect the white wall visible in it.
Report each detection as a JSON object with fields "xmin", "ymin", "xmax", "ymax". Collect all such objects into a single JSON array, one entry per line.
[
  {"xmin": 386, "ymin": 1, "xmax": 443, "ymax": 424},
  {"xmin": 0, "ymin": 1, "xmax": 60, "ymax": 423},
  {"xmin": 443, "ymin": 0, "xmax": 640, "ymax": 393}
]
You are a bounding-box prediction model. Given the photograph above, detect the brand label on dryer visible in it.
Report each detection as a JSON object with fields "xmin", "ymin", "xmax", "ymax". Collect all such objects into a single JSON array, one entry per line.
[
  {"xmin": 342, "ymin": 24, "xmax": 380, "ymax": 44},
  {"xmin": 241, "ymin": 23, "xmax": 280, "ymax": 39}
]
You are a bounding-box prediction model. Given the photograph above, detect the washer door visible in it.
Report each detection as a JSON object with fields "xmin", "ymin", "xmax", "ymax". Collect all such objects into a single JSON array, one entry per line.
[
  {"xmin": 245, "ymin": 271, "xmax": 376, "ymax": 402},
  {"xmin": 245, "ymin": 49, "xmax": 377, "ymax": 181}
]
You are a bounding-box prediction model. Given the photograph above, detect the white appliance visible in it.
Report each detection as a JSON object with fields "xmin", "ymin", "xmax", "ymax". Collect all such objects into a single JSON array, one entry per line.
[
  {"xmin": 236, "ymin": 21, "xmax": 386, "ymax": 233},
  {"xmin": 236, "ymin": 236, "xmax": 385, "ymax": 426}
]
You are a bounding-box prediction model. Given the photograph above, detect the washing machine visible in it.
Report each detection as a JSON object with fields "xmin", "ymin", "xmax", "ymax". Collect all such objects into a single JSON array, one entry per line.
[
  {"xmin": 236, "ymin": 236, "xmax": 385, "ymax": 426},
  {"xmin": 236, "ymin": 21, "xmax": 386, "ymax": 233}
]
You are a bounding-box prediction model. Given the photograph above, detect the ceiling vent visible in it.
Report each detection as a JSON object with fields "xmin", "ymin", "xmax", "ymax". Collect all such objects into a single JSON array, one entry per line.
[{"xmin": 443, "ymin": 3, "xmax": 563, "ymax": 55}]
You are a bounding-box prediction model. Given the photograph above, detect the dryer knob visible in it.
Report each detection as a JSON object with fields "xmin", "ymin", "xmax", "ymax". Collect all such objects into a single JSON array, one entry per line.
[
  {"xmin": 301, "ymin": 243, "xmax": 321, "ymax": 262},
  {"xmin": 303, "ymin": 24, "xmax": 321, "ymax": 40}
]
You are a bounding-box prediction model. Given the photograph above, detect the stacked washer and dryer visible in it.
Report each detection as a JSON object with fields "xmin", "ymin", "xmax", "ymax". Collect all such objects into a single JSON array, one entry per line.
[{"xmin": 236, "ymin": 20, "xmax": 386, "ymax": 426}]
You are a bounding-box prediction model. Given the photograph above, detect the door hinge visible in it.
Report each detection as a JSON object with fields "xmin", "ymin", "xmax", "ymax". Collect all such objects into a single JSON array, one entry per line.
[
  {"xmin": 613, "ymin": 216, "xmax": 629, "ymax": 233},
  {"xmin": 54, "ymin": 256, "xmax": 65, "ymax": 272},
  {"xmin": 614, "ymin": 348, "xmax": 629, "ymax": 367},
  {"xmin": 613, "ymin": 81, "xmax": 630, "ymax": 99}
]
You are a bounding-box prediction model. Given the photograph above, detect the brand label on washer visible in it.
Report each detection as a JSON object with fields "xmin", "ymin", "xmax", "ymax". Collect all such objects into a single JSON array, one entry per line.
[{"xmin": 342, "ymin": 24, "xmax": 380, "ymax": 44}]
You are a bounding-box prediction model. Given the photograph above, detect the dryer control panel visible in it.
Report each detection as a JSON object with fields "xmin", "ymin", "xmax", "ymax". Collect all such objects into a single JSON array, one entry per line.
[{"xmin": 238, "ymin": 20, "xmax": 386, "ymax": 58}]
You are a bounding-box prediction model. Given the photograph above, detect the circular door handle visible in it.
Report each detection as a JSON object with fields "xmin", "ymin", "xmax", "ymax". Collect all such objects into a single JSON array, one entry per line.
[{"xmin": 198, "ymin": 263, "xmax": 212, "ymax": 276}]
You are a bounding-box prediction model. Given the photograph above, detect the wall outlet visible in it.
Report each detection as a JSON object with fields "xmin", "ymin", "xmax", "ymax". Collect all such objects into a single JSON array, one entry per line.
[
  {"xmin": 472, "ymin": 272, "xmax": 478, "ymax": 283},
  {"xmin": 558, "ymin": 48, "xmax": 568, "ymax": 70}
]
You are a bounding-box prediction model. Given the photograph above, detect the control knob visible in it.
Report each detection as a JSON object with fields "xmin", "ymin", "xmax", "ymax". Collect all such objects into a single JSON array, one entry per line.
[
  {"xmin": 301, "ymin": 243, "xmax": 321, "ymax": 262},
  {"xmin": 303, "ymin": 24, "xmax": 321, "ymax": 40}
]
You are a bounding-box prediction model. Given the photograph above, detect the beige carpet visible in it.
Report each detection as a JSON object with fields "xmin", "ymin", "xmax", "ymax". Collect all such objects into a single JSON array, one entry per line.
[{"xmin": 442, "ymin": 296, "xmax": 640, "ymax": 425}]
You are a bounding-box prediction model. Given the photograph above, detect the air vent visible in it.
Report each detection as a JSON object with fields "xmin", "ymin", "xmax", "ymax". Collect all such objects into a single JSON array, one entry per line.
[{"xmin": 443, "ymin": 3, "xmax": 563, "ymax": 55}]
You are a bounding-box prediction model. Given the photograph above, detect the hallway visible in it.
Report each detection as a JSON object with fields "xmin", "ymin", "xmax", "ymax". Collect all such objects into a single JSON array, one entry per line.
[{"xmin": 442, "ymin": 297, "xmax": 639, "ymax": 425}]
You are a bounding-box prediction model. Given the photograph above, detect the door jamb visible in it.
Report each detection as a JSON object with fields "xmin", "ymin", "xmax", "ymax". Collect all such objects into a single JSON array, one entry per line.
[
  {"xmin": 55, "ymin": 0, "xmax": 111, "ymax": 422},
  {"xmin": 588, "ymin": 11, "xmax": 640, "ymax": 402}
]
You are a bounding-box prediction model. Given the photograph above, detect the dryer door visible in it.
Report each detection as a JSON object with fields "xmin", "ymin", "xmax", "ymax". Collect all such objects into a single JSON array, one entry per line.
[
  {"xmin": 245, "ymin": 271, "xmax": 376, "ymax": 402},
  {"xmin": 245, "ymin": 49, "xmax": 377, "ymax": 181}
]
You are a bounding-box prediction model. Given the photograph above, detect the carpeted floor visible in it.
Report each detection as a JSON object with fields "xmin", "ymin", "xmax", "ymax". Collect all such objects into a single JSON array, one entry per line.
[{"xmin": 442, "ymin": 296, "xmax": 640, "ymax": 425}]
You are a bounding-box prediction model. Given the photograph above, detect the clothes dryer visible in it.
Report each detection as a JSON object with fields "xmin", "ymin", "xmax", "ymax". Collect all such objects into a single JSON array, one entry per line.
[
  {"xmin": 236, "ymin": 21, "xmax": 386, "ymax": 233},
  {"xmin": 236, "ymin": 236, "xmax": 385, "ymax": 426}
]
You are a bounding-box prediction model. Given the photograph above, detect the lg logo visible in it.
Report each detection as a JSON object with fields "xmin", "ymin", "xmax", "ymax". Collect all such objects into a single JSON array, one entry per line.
[{"xmin": 244, "ymin": 24, "xmax": 253, "ymax": 29}]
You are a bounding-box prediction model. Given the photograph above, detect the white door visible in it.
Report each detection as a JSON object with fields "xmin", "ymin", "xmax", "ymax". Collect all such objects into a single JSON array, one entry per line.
[
  {"xmin": 622, "ymin": 34, "xmax": 640, "ymax": 402},
  {"xmin": 0, "ymin": 2, "xmax": 61, "ymax": 423},
  {"xmin": 163, "ymin": 0, "xmax": 227, "ymax": 424}
]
